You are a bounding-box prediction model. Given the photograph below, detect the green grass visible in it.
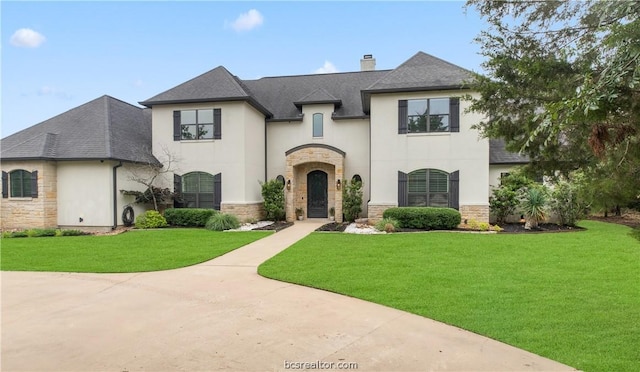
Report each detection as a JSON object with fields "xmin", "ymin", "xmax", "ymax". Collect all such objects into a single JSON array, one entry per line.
[
  {"xmin": 1, "ymin": 229, "xmax": 270, "ymax": 273},
  {"xmin": 259, "ymin": 221, "xmax": 640, "ymax": 372}
]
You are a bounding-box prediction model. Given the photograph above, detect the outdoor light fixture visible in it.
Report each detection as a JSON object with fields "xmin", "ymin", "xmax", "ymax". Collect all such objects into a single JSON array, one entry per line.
[
  {"xmin": 286, "ymin": 179, "xmax": 291, "ymax": 191},
  {"xmin": 336, "ymin": 179, "xmax": 341, "ymax": 190}
]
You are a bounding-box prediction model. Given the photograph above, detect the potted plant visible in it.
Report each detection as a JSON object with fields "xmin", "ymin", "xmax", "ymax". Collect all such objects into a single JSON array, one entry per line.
[
  {"xmin": 329, "ymin": 207, "xmax": 335, "ymax": 221},
  {"xmin": 295, "ymin": 207, "xmax": 304, "ymax": 221}
]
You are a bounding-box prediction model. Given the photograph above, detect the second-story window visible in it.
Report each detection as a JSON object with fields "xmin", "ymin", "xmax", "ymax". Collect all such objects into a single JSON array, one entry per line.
[
  {"xmin": 173, "ymin": 109, "xmax": 221, "ymax": 141},
  {"xmin": 312, "ymin": 113, "xmax": 323, "ymax": 137},
  {"xmin": 398, "ymin": 98, "xmax": 459, "ymax": 134}
]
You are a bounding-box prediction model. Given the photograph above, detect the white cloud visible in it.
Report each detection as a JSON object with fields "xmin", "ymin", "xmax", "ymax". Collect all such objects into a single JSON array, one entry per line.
[
  {"xmin": 133, "ymin": 79, "xmax": 144, "ymax": 87},
  {"xmin": 10, "ymin": 28, "xmax": 46, "ymax": 48},
  {"xmin": 37, "ymin": 86, "xmax": 71, "ymax": 99},
  {"xmin": 229, "ymin": 9, "xmax": 264, "ymax": 32},
  {"xmin": 314, "ymin": 61, "xmax": 339, "ymax": 74}
]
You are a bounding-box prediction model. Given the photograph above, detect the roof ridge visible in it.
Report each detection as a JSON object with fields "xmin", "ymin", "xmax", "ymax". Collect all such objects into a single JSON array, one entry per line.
[
  {"xmin": 245, "ymin": 69, "xmax": 393, "ymax": 82},
  {"xmin": 103, "ymin": 95, "xmax": 113, "ymax": 158},
  {"xmin": 42, "ymin": 133, "xmax": 58, "ymax": 158}
]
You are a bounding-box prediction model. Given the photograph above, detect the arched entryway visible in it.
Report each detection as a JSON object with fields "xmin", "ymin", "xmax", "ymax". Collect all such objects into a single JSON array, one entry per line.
[{"xmin": 307, "ymin": 170, "xmax": 328, "ymax": 218}]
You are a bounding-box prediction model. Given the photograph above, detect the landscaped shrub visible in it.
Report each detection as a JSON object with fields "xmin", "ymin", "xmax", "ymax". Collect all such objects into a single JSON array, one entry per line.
[
  {"xmin": 548, "ymin": 180, "xmax": 585, "ymax": 226},
  {"xmin": 342, "ymin": 179, "xmax": 363, "ymax": 222},
  {"xmin": 489, "ymin": 172, "xmax": 535, "ymax": 224},
  {"xmin": 383, "ymin": 207, "xmax": 461, "ymax": 230},
  {"xmin": 61, "ymin": 229, "xmax": 90, "ymax": 236},
  {"xmin": 27, "ymin": 229, "xmax": 57, "ymax": 237},
  {"xmin": 135, "ymin": 210, "xmax": 168, "ymax": 229},
  {"xmin": 205, "ymin": 213, "xmax": 240, "ymax": 231},
  {"xmin": 520, "ymin": 186, "xmax": 548, "ymax": 229},
  {"xmin": 10, "ymin": 231, "xmax": 29, "ymax": 238},
  {"xmin": 164, "ymin": 208, "xmax": 217, "ymax": 227},
  {"xmin": 375, "ymin": 217, "xmax": 400, "ymax": 233},
  {"xmin": 261, "ymin": 179, "xmax": 285, "ymax": 221}
]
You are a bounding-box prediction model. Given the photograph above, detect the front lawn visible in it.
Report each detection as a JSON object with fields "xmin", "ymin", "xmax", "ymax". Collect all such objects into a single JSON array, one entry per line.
[
  {"xmin": 1, "ymin": 229, "xmax": 270, "ymax": 273},
  {"xmin": 259, "ymin": 221, "xmax": 640, "ymax": 372}
]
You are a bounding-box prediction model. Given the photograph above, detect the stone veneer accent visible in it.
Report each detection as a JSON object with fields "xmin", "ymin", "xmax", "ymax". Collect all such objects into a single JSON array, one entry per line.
[
  {"xmin": 1, "ymin": 160, "xmax": 58, "ymax": 230},
  {"xmin": 221, "ymin": 202, "xmax": 265, "ymax": 222},
  {"xmin": 367, "ymin": 203, "xmax": 397, "ymax": 224},
  {"xmin": 285, "ymin": 146, "xmax": 344, "ymax": 223},
  {"xmin": 459, "ymin": 205, "xmax": 490, "ymax": 223}
]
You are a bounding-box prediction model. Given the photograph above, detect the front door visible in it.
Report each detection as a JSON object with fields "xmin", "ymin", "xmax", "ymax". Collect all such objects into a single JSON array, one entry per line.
[{"xmin": 307, "ymin": 170, "xmax": 328, "ymax": 218}]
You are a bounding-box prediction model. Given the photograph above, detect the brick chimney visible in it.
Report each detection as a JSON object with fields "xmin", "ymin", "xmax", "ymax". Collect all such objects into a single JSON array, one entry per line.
[{"xmin": 360, "ymin": 54, "xmax": 376, "ymax": 71}]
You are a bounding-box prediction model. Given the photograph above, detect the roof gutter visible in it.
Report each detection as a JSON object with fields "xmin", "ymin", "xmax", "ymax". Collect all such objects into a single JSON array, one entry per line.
[{"xmin": 112, "ymin": 161, "xmax": 123, "ymax": 229}]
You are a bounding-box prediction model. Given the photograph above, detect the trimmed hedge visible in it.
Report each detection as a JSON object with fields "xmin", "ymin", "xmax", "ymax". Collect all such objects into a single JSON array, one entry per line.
[
  {"xmin": 135, "ymin": 210, "xmax": 168, "ymax": 229},
  {"xmin": 164, "ymin": 208, "xmax": 218, "ymax": 227},
  {"xmin": 382, "ymin": 207, "xmax": 461, "ymax": 230}
]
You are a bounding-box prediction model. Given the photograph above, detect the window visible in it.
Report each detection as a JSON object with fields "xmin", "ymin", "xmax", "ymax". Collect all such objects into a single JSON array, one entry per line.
[
  {"xmin": 174, "ymin": 109, "xmax": 221, "ymax": 141},
  {"xmin": 500, "ymin": 172, "xmax": 510, "ymax": 185},
  {"xmin": 352, "ymin": 174, "xmax": 362, "ymax": 185},
  {"xmin": 398, "ymin": 98, "xmax": 459, "ymax": 134},
  {"xmin": 407, "ymin": 99, "xmax": 450, "ymax": 133},
  {"xmin": 182, "ymin": 172, "xmax": 215, "ymax": 209},
  {"xmin": 276, "ymin": 175, "xmax": 285, "ymax": 186},
  {"xmin": 312, "ymin": 113, "xmax": 323, "ymax": 137},
  {"xmin": 407, "ymin": 169, "xmax": 449, "ymax": 207},
  {"xmin": 9, "ymin": 170, "xmax": 32, "ymax": 198}
]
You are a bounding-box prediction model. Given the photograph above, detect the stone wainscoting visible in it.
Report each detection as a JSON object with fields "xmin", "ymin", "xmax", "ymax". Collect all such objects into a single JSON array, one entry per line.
[
  {"xmin": 221, "ymin": 202, "xmax": 265, "ymax": 222},
  {"xmin": 367, "ymin": 203, "xmax": 397, "ymax": 224},
  {"xmin": 459, "ymin": 205, "xmax": 490, "ymax": 223}
]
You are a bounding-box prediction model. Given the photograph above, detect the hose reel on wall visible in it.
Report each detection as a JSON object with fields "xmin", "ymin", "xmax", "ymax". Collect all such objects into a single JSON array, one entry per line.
[{"xmin": 122, "ymin": 205, "xmax": 134, "ymax": 227}]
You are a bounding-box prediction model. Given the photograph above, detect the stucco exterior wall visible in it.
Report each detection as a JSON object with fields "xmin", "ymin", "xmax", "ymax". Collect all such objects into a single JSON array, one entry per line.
[
  {"xmin": 1, "ymin": 160, "xmax": 57, "ymax": 230},
  {"xmin": 151, "ymin": 102, "xmax": 265, "ymax": 211},
  {"xmin": 267, "ymin": 104, "xmax": 369, "ymax": 216},
  {"xmin": 116, "ymin": 163, "xmax": 157, "ymax": 225},
  {"xmin": 57, "ymin": 161, "xmax": 113, "ymax": 229},
  {"xmin": 368, "ymin": 91, "xmax": 489, "ymax": 222}
]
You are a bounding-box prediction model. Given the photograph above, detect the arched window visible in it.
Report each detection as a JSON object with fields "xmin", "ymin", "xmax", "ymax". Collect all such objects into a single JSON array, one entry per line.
[
  {"xmin": 312, "ymin": 113, "xmax": 323, "ymax": 137},
  {"xmin": 276, "ymin": 175, "xmax": 285, "ymax": 186},
  {"xmin": 10, "ymin": 170, "xmax": 32, "ymax": 198},
  {"xmin": 407, "ymin": 169, "xmax": 449, "ymax": 207},
  {"xmin": 182, "ymin": 172, "xmax": 215, "ymax": 209},
  {"xmin": 352, "ymin": 174, "xmax": 362, "ymax": 185}
]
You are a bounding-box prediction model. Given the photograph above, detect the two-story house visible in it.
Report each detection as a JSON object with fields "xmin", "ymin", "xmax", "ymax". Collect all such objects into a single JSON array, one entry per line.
[{"xmin": 0, "ymin": 52, "xmax": 526, "ymax": 231}]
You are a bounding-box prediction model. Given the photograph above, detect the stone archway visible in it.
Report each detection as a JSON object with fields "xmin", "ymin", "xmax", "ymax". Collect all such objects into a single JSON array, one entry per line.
[{"xmin": 285, "ymin": 144, "xmax": 345, "ymax": 222}]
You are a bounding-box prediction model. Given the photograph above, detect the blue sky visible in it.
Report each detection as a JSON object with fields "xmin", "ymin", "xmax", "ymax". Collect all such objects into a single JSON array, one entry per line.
[{"xmin": 2, "ymin": 1, "xmax": 487, "ymax": 137}]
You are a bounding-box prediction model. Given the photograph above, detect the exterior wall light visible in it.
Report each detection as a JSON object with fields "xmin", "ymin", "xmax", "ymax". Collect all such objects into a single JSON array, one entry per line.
[
  {"xmin": 336, "ymin": 179, "xmax": 341, "ymax": 190},
  {"xmin": 286, "ymin": 179, "xmax": 291, "ymax": 191}
]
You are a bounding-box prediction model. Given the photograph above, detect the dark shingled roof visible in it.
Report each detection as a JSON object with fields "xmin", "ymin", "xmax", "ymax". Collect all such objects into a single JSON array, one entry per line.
[
  {"xmin": 489, "ymin": 139, "xmax": 530, "ymax": 164},
  {"xmin": 138, "ymin": 51, "xmax": 473, "ymax": 120},
  {"xmin": 1, "ymin": 95, "xmax": 158, "ymax": 164}
]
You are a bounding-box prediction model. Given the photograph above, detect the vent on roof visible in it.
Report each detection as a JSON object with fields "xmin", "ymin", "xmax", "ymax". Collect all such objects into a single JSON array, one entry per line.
[{"xmin": 360, "ymin": 54, "xmax": 376, "ymax": 71}]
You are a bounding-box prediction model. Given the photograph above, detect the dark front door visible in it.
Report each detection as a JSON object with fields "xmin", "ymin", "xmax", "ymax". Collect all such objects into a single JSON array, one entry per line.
[{"xmin": 307, "ymin": 170, "xmax": 328, "ymax": 218}]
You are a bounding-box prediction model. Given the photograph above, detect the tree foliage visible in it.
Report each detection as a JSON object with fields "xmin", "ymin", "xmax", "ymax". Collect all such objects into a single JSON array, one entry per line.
[
  {"xmin": 466, "ymin": 0, "xmax": 640, "ymax": 207},
  {"xmin": 260, "ymin": 179, "xmax": 285, "ymax": 221},
  {"xmin": 342, "ymin": 179, "xmax": 363, "ymax": 222}
]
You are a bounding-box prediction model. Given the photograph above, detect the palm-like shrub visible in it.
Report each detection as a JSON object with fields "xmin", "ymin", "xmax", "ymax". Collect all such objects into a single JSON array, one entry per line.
[
  {"xmin": 521, "ymin": 187, "xmax": 547, "ymax": 229},
  {"xmin": 205, "ymin": 213, "xmax": 241, "ymax": 231}
]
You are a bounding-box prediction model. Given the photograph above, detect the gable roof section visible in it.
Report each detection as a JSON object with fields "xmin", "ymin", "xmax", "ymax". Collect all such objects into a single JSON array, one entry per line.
[
  {"xmin": 1, "ymin": 95, "xmax": 158, "ymax": 165},
  {"xmin": 243, "ymin": 70, "xmax": 389, "ymax": 121},
  {"xmin": 489, "ymin": 139, "xmax": 530, "ymax": 164},
  {"xmin": 139, "ymin": 66, "xmax": 272, "ymax": 117},
  {"xmin": 294, "ymin": 88, "xmax": 342, "ymax": 108},
  {"xmin": 361, "ymin": 52, "xmax": 474, "ymax": 113}
]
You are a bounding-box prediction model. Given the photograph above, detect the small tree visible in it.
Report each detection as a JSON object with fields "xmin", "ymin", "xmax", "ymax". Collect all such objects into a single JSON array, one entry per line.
[
  {"xmin": 549, "ymin": 179, "xmax": 585, "ymax": 226},
  {"xmin": 342, "ymin": 179, "xmax": 363, "ymax": 222},
  {"xmin": 260, "ymin": 179, "xmax": 285, "ymax": 221},
  {"xmin": 489, "ymin": 172, "xmax": 534, "ymax": 224},
  {"xmin": 125, "ymin": 145, "xmax": 180, "ymax": 211}
]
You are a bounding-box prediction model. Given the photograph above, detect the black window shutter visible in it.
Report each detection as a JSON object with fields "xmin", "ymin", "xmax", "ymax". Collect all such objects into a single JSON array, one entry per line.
[
  {"xmin": 449, "ymin": 170, "xmax": 459, "ymax": 210},
  {"xmin": 450, "ymin": 98, "xmax": 460, "ymax": 132},
  {"xmin": 173, "ymin": 111, "xmax": 181, "ymax": 141},
  {"xmin": 2, "ymin": 171, "xmax": 7, "ymax": 198},
  {"xmin": 398, "ymin": 100, "xmax": 408, "ymax": 134},
  {"xmin": 398, "ymin": 171, "xmax": 408, "ymax": 207},
  {"xmin": 30, "ymin": 170, "xmax": 39, "ymax": 198},
  {"xmin": 214, "ymin": 109, "xmax": 222, "ymax": 139},
  {"xmin": 173, "ymin": 174, "xmax": 182, "ymax": 208},
  {"xmin": 213, "ymin": 173, "xmax": 222, "ymax": 210}
]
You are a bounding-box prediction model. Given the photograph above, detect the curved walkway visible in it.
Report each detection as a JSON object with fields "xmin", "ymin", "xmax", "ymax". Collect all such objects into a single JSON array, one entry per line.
[{"xmin": 1, "ymin": 221, "xmax": 577, "ymax": 371}]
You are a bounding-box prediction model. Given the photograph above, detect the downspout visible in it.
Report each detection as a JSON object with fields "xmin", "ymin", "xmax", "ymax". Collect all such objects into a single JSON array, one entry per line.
[
  {"xmin": 264, "ymin": 119, "xmax": 268, "ymax": 182},
  {"xmin": 112, "ymin": 161, "xmax": 123, "ymax": 229},
  {"xmin": 368, "ymin": 117, "xmax": 372, "ymax": 210}
]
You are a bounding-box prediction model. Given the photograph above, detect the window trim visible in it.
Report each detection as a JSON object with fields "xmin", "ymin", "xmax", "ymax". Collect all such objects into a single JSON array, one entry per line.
[
  {"xmin": 406, "ymin": 98, "xmax": 450, "ymax": 134},
  {"xmin": 312, "ymin": 113, "xmax": 323, "ymax": 138},
  {"xmin": 407, "ymin": 169, "xmax": 449, "ymax": 207},
  {"xmin": 9, "ymin": 169, "xmax": 33, "ymax": 198}
]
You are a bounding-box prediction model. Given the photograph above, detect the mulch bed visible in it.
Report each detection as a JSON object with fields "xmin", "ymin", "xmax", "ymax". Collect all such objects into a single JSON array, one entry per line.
[
  {"xmin": 316, "ymin": 222, "xmax": 349, "ymax": 232},
  {"xmin": 497, "ymin": 223, "xmax": 585, "ymax": 234},
  {"xmin": 253, "ymin": 221, "xmax": 294, "ymax": 232}
]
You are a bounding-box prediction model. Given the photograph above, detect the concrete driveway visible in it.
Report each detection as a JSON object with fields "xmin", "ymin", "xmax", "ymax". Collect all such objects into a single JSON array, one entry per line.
[{"xmin": 1, "ymin": 221, "xmax": 577, "ymax": 371}]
